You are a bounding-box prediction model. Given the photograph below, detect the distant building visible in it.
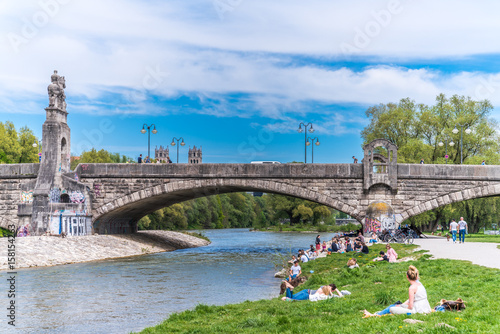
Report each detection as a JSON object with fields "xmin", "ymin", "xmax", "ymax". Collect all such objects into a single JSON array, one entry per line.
[
  {"xmin": 155, "ymin": 145, "xmax": 170, "ymax": 163},
  {"xmin": 188, "ymin": 146, "xmax": 202, "ymax": 164}
]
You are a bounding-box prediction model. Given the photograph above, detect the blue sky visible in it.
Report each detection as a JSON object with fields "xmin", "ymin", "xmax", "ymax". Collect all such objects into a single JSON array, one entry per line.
[{"xmin": 1, "ymin": 0, "xmax": 500, "ymax": 163}]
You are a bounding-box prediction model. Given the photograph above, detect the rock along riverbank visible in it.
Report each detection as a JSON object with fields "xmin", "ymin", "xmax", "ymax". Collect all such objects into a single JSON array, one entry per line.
[{"xmin": 0, "ymin": 230, "xmax": 210, "ymax": 271}]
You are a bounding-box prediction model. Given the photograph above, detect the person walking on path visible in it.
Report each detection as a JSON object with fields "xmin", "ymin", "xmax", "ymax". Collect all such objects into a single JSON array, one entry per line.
[
  {"xmin": 449, "ymin": 219, "xmax": 458, "ymax": 243},
  {"xmin": 458, "ymin": 217, "xmax": 468, "ymax": 243},
  {"xmin": 352, "ymin": 156, "xmax": 358, "ymax": 163},
  {"xmin": 420, "ymin": 159, "xmax": 424, "ymax": 164},
  {"xmin": 138, "ymin": 154, "xmax": 143, "ymax": 163}
]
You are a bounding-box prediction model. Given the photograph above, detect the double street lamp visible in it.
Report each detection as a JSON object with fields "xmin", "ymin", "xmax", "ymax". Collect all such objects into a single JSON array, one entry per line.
[
  {"xmin": 171, "ymin": 137, "xmax": 186, "ymax": 163},
  {"xmin": 438, "ymin": 136, "xmax": 454, "ymax": 164},
  {"xmin": 141, "ymin": 124, "xmax": 157, "ymax": 159},
  {"xmin": 297, "ymin": 122, "xmax": 314, "ymax": 163},
  {"xmin": 452, "ymin": 123, "xmax": 471, "ymax": 165},
  {"xmin": 306, "ymin": 137, "xmax": 320, "ymax": 163}
]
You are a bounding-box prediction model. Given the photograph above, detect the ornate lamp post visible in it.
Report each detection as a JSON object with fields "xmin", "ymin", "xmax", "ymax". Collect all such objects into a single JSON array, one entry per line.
[
  {"xmin": 297, "ymin": 122, "xmax": 314, "ymax": 163},
  {"xmin": 170, "ymin": 137, "xmax": 186, "ymax": 163},
  {"xmin": 306, "ymin": 137, "xmax": 320, "ymax": 163},
  {"xmin": 438, "ymin": 136, "xmax": 454, "ymax": 164},
  {"xmin": 140, "ymin": 124, "xmax": 157, "ymax": 159},
  {"xmin": 452, "ymin": 123, "xmax": 471, "ymax": 164},
  {"xmin": 32, "ymin": 140, "xmax": 42, "ymax": 163}
]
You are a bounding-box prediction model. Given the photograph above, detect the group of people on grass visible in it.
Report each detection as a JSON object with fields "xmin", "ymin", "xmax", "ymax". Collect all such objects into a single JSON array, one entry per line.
[{"xmin": 287, "ymin": 233, "xmax": 400, "ymax": 282}]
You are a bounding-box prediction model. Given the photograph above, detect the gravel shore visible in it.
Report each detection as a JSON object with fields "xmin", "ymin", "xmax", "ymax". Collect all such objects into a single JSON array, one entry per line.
[{"xmin": 0, "ymin": 230, "xmax": 210, "ymax": 270}]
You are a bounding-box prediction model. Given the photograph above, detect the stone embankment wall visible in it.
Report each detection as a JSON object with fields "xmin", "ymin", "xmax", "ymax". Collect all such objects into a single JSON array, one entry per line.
[{"xmin": 0, "ymin": 230, "xmax": 210, "ymax": 270}]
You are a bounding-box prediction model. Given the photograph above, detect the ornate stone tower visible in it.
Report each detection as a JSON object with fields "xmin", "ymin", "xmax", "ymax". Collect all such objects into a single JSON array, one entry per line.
[
  {"xmin": 154, "ymin": 145, "xmax": 170, "ymax": 162},
  {"xmin": 188, "ymin": 146, "xmax": 202, "ymax": 164},
  {"xmin": 27, "ymin": 71, "xmax": 92, "ymax": 235}
]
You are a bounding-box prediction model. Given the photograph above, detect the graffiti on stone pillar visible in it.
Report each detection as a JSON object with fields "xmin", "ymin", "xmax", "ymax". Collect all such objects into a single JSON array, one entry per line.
[
  {"xmin": 16, "ymin": 223, "xmax": 30, "ymax": 237},
  {"xmin": 94, "ymin": 183, "xmax": 102, "ymax": 197},
  {"xmin": 49, "ymin": 188, "xmax": 61, "ymax": 203},
  {"xmin": 21, "ymin": 190, "xmax": 34, "ymax": 203},
  {"xmin": 69, "ymin": 191, "xmax": 85, "ymax": 203}
]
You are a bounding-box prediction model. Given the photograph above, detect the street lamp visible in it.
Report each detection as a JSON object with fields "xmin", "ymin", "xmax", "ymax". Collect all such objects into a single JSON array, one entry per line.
[
  {"xmin": 170, "ymin": 137, "xmax": 186, "ymax": 163},
  {"xmin": 452, "ymin": 123, "xmax": 471, "ymax": 164},
  {"xmin": 297, "ymin": 122, "xmax": 314, "ymax": 163},
  {"xmin": 33, "ymin": 140, "xmax": 42, "ymax": 163},
  {"xmin": 438, "ymin": 136, "xmax": 454, "ymax": 164},
  {"xmin": 141, "ymin": 124, "xmax": 157, "ymax": 159},
  {"xmin": 306, "ymin": 137, "xmax": 320, "ymax": 163}
]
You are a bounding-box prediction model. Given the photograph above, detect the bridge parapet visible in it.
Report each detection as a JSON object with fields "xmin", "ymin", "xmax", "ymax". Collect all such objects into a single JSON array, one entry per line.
[
  {"xmin": 75, "ymin": 163, "xmax": 364, "ymax": 179},
  {"xmin": 0, "ymin": 164, "xmax": 39, "ymax": 178},
  {"xmin": 397, "ymin": 164, "xmax": 500, "ymax": 180}
]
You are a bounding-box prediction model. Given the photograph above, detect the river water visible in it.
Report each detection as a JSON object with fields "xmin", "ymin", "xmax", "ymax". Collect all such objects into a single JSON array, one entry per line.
[{"xmin": 11, "ymin": 229, "xmax": 331, "ymax": 334}]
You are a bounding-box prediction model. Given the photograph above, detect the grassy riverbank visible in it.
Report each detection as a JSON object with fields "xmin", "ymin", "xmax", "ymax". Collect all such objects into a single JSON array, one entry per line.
[{"xmin": 138, "ymin": 244, "xmax": 500, "ymax": 333}]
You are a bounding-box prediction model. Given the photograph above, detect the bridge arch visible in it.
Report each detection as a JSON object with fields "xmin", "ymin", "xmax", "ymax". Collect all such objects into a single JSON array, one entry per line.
[
  {"xmin": 398, "ymin": 183, "xmax": 500, "ymax": 224},
  {"xmin": 92, "ymin": 178, "xmax": 361, "ymax": 234}
]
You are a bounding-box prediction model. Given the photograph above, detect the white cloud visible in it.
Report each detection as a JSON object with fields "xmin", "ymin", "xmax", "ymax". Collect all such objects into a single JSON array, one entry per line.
[{"xmin": 1, "ymin": 0, "xmax": 500, "ymax": 122}]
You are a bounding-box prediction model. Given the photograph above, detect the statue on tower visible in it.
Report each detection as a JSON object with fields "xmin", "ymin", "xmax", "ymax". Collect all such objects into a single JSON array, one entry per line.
[{"xmin": 47, "ymin": 70, "xmax": 67, "ymax": 111}]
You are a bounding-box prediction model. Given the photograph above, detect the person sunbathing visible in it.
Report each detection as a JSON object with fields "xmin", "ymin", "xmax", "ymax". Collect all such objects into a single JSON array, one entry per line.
[{"xmin": 281, "ymin": 281, "xmax": 343, "ymax": 301}]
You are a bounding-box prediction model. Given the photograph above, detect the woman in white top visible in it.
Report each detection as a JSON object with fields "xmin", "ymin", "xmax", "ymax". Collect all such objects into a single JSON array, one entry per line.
[{"xmin": 389, "ymin": 265, "xmax": 432, "ymax": 315}]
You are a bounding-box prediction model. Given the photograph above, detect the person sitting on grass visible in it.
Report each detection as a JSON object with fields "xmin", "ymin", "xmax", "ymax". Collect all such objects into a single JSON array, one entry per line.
[
  {"xmin": 357, "ymin": 241, "xmax": 369, "ymax": 254},
  {"xmin": 345, "ymin": 239, "xmax": 353, "ymax": 252},
  {"xmin": 300, "ymin": 250, "xmax": 309, "ymax": 263},
  {"xmin": 338, "ymin": 240, "xmax": 346, "ymax": 253},
  {"xmin": 354, "ymin": 240, "xmax": 362, "ymax": 251},
  {"xmin": 362, "ymin": 265, "xmax": 432, "ymax": 317},
  {"xmin": 327, "ymin": 238, "xmax": 339, "ymax": 253},
  {"xmin": 288, "ymin": 261, "xmax": 302, "ymax": 282},
  {"xmin": 288, "ymin": 255, "xmax": 297, "ymax": 264},
  {"xmin": 347, "ymin": 258, "xmax": 359, "ymax": 269},
  {"xmin": 385, "ymin": 243, "xmax": 398, "ymax": 262},
  {"xmin": 322, "ymin": 241, "xmax": 327, "ymax": 253},
  {"xmin": 281, "ymin": 281, "xmax": 343, "ymax": 301},
  {"xmin": 369, "ymin": 232, "xmax": 378, "ymax": 244},
  {"xmin": 373, "ymin": 251, "xmax": 389, "ymax": 262}
]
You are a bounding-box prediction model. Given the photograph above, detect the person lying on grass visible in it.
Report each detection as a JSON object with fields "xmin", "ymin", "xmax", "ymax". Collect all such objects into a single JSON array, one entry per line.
[
  {"xmin": 281, "ymin": 280, "xmax": 343, "ymax": 301},
  {"xmin": 362, "ymin": 265, "xmax": 432, "ymax": 317}
]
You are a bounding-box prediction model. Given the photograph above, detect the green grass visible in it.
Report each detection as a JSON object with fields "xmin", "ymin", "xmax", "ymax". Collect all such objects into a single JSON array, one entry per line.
[{"xmin": 137, "ymin": 244, "xmax": 500, "ymax": 333}]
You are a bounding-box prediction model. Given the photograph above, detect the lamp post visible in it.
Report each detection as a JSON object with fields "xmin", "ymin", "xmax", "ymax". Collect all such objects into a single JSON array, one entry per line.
[
  {"xmin": 32, "ymin": 140, "xmax": 41, "ymax": 163},
  {"xmin": 438, "ymin": 136, "xmax": 454, "ymax": 164},
  {"xmin": 170, "ymin": 137, "xmax": 186, "ymax": 163},
  {"xmin": 452, "ymin": 123, "xmax": 471, "ymax": 164},
  {"xmin": 297, "ymin": 122, "xmax": 314, "ymax": 163},
  {"xmin": 306, "ymin": 137, "xmax": 320, "ymax": 163},
  {"xmin": 140, "ymin": 124, "xmax": 157, "ymax": 159}
]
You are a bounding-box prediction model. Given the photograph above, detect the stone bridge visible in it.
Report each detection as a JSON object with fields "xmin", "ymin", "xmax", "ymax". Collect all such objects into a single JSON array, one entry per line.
[
  {"xmin": 3, "ymin": 71, "xmax": 500, "ymax": 236},
  {"xmin": 77, "ymin": 163, "xmax": 500, "ymax": 234},
  {"xmin": 3, "ymin": 160, "xmax": 500, "ymax": 235}
]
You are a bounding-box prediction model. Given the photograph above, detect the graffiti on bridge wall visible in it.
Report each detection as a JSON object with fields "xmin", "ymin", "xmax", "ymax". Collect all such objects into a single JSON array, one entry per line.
[
  {"xmin": 16, "ymin": 224, "xmax": 29, "ymax": 237},
  {"xmin": 21, "ymin": 190, "xmax": 33, "ymax": 203}
]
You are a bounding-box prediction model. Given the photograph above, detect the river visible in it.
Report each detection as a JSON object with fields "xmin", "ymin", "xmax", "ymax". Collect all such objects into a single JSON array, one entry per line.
[{"xmin": 11, "ymin": 229, "xmax": 331, "ymax": 334}]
